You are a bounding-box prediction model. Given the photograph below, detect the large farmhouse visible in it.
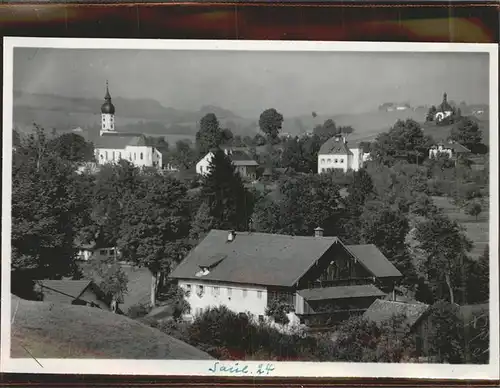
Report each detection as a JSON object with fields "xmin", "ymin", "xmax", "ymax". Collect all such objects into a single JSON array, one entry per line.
[
  {"xmin": 196, "ymin": 147, "xmax": 259, "ymax": 180},
  {"xmin": 317, "ymin": 134, "xmax": 368, "ymax": 173},
  {"xmin": 93, "ymin": 82, "xmax": 168, "ymax": 170},
  {"xmin": 170, "ymin": 229, "xmax": 403, "ymax": 325}
]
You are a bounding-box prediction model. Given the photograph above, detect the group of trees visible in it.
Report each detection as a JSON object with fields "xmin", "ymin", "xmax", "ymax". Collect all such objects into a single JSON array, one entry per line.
[{"xmin": 11, "ymin": 125, "xmax": 257, "ymax": 308}]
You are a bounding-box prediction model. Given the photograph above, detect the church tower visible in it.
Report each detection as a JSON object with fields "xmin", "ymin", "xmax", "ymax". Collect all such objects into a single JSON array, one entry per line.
[{"xmin": 100, "ymin": 81, "xmax": 116, "ymax": 135}]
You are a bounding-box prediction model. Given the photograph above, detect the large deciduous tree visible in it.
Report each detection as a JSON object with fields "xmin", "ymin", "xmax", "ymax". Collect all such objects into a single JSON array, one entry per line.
[
  {"xmin": 48, "ymin": 133, "xmax": 95, "ymax": 162},
  {"xmin": 118, "ymin": 174, "xmax": 191, "ymax": 307},
  {"xmin": 11, "ymin": 125, "xmax": 87, "ymax": 285},
  {"xmin": 258, "ymin": 108, "xmax": 283, "ymax": 142},
  {"xmin": 371, "ymin": 119, "xmax": 432, "ymax": 166},
  {"xmin": 450, "ymin": 117, "xmax": 482, "ymax": 150},
  {"xmin": 414, "ymin": 214, "xmax": 473, "ymax": 304}
]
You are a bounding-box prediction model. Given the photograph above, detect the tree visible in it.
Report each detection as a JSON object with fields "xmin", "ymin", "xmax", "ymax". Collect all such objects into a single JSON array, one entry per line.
[
  {"xmin": 189, "ymin": 201, "xmax": 216, "ymax": 243},
  {"xmin": 88, "ymin": 255, "xmax": 128, "ymax": 313},
  {"xmin": 253, "ymin": 174, "xmax": 342, "ymax": 237},
  {"xmin": 465, "ymin": 200, "xmax": 482, "ymax": 220},
  {"xmin": 220, "ymin": 128, "xmax": 234, "ymax": 145},
  {"xmin": 118, "ymin": 174, "xmax": 191, "ymax": 307},
  {"xmin": 426, "ymin": 105, "xmax": 437, "ymax": 122},
  {"xmin": 281, "ymin": 137, "xmax": 303, "ymax": 172},
  {"xmin": 465, "ymin": 245, "xmax": 489, "ymax": 304},
  {"xmin": 450, "ymin": 117, "xmax": 482, "ymax": 150},
  {"xmin": 414, "ymin": 214, "xmax": 473, "ymax": 304},
  {"xmin": 196, "ymin": 113, "xmax": 223, "ymax": 156},
  {"xmin": 313, "ymin": 119, "xmax": 338, "ymax": 142},
  {"xmin": 358, "ymin": 200, "xmax": 415, "ymax": 279},
  {"xmin": 259, "ymin": 108, "xmax": 284, "ymax": 141},
  {"xmin": 332, "ymin": 315, "xmax": 416, "ymax": 362},
  {"xmin": 11, "ymin": 125, "xmax": 87, "ymax": 283},
  {"xmin": 90, "ymin": 160, "xmax": 142, "ymax": 247},
  {"xmin": 48, "ymin": 133, "xmax": 95, "ymax": 163},
  {"xmin": 426, "ymin": 301, "xmax": 465, "ymax": 363},
  {"xmin": 371, "ymin": 119, "xmax": 432, "ymax": 166},
  {"xmin": 300, "ymin": 134, "xmax": 323, "ymax": 173},
  {"xmin": 200, "ymin": 149, "xmax": 253, "ymax": 232},
  {"xmin": 170, "ymin": 140, "xmax": 196, "ymax": 170},
  {"xmin": 265, "ymin": 297, "xmax": 294, "ymax": 325}
]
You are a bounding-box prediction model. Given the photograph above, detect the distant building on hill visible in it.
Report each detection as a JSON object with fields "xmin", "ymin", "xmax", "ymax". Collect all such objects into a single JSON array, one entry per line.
[
  {"xmin": 196, "ymin": 146, "xmax": 259, "ymax": 180},
  {"xmin": 170, "ymin": 228, "xmax": 402, "ymax": 327},
  {"xmin": 93, "ymin": 82, "xmax": 170, "ymax": 170},
  {"xmin": 317, "ymin": 134, "xmax": 367, "ymax": 173},
  {"xmin": 434, "ymin": 92, "xmax": 454, "ymax": 122}
]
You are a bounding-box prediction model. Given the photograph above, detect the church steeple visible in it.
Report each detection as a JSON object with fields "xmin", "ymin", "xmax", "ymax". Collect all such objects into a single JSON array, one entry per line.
[{"xmin": 100, "ymin": 80, "xmax": 116, "ymax": 134}]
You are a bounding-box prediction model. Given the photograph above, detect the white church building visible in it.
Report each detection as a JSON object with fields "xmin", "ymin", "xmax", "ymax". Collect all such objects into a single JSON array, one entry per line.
[
  {"xmin": 317, "ymin": 134, "xmax": 368, "ymax": 173},
  {"xmin": 94, "ymin": 82, "xmax": 166, "ymax": 169}
]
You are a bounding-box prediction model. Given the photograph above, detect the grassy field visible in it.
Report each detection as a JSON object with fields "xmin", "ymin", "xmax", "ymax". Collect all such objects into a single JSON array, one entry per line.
[
  {"xmin": 10, "ymin": 295, "xmax": 212, "ymax": 359},
  {"xmin": 431, "ymin": 196, "xmax": 489, "ymax": 259}
]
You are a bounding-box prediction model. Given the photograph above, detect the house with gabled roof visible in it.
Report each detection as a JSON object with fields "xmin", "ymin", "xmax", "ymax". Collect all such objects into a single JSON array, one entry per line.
[
  {"xmin": 196, "ymin": 146, "xmax": 259, "ymax": 180},
  {"xmin": 170, "ymin": 228, "xmax": 402, "ymax": 325},
  {"xmin": 36, "ymin": 280, "xmax": 111, "ymax": 310},
  {"xmin": 428, "ymin": 140, "xmax": 471, "ymax": 160},
  {"xmin": 317, "ymin": 134, "xmax": 365, "ymax": 173}
]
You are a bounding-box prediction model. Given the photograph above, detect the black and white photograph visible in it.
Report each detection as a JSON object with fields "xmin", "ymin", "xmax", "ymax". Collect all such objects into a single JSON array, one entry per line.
[{"xmin": 1, "ymin": 38, "xmax": 498, "ymax": 379}]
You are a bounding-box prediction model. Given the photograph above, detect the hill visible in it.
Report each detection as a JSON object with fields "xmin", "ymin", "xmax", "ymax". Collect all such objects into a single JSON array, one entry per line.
[
  {"xmin": 13, "ymin": 91, "xmax": 256, "ymax": 140},
  {"xmin": 10, "ymin": 295, "xmax": 212, "ymax": 359}
]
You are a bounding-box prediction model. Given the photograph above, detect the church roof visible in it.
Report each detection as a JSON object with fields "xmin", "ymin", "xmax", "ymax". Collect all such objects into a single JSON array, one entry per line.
[
  {"xmin": 101, "ymin": 81, "xmax": 115, "ymax": 115},
  {"xmin": 318, "ymin": 136, "xmax": 353, "ymax": 155},
  {"xmin": 95, "ymin": 133, "xmax": 152, "ymax": 149}
]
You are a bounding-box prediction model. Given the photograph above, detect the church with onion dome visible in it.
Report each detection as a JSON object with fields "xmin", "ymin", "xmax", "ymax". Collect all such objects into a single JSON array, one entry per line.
[
  {"xmin": 94, "ymin": 82, "xmax": 167, "ymax": 169},
  {"xmin": 434, "ymin": 92, "xmax": 454, "ymax": 123}
]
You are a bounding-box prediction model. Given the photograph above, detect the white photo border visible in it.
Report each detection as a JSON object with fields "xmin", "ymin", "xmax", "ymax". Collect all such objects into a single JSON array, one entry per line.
[{"xmin": 2, "ymin": 37, "xmax": 498, "ymax": 379}]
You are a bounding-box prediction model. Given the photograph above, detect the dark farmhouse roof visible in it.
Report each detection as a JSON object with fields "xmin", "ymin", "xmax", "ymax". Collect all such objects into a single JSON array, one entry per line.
[
  {"xmin": 319, "ymin": 136, "xmax": 353, "ymax": 156},
  {"xmin": 170, "ymin": 230, "xmax": 340, "ymax": 287},
  {"xmin": 37, "ymin": 280, "xmax": 94, "ymax": 304},
  {"xmin": 298, "ymin": 284, "xmax": 385, "ymax": 301},
  {"xmin": 170, "ymin": 230, "xmax": 401, "ymax": 287},
  {"xmin": 363, "ymin": 299, "xmax": 430, "ymax": 328},
  {"xmin": 229, "ymin": 150, "xmax": 259, "ymax": 166},
  {"xmin": 345, "ymin": 244, "xmax": 403, "ymax": 278}
]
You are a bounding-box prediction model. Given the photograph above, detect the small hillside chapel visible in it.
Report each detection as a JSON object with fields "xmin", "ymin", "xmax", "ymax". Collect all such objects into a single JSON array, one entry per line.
[
  {"xmin": 170, "ymin": 228, "xmax": 403, "ymax": 326},
  {"xmin": 434, "ymin": 92, "xmax": 454, "ymax": 123},
  {"xmin": 317, "ymin": 134, "xmax": 368, "ymax": 173},
  {"xmin": 94, "ymin": 82, "xmax": 165, "ymax": 169}
]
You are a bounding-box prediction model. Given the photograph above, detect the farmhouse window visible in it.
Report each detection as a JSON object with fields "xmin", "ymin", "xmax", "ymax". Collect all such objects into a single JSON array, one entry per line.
[
  {"xmin": 185, "ymin": 284, "xmax": 192, "ymax": 296},
  {"xmin": 242, "ymin": 289, "xmax": 248, "ymax": 298},
  {"xmin": 197, "ymin": 285, "xmax": 204, "ymax": 297},
  {"xmin": 257, "ymin": 291, "xmax": 262, "ymax": 299},
  {"xmin": 334, "ymin": 159, "xmax": 338, "ymax": 163}
]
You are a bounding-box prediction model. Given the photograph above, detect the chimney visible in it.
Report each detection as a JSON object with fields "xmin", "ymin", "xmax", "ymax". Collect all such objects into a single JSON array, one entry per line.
[
  {"xmin": 314, "ymin": 227, "xmax": 324, "ymax": 238},
  {"xmin": 227, "ymin": 230, "xmax": 236, "ymax": 242}
]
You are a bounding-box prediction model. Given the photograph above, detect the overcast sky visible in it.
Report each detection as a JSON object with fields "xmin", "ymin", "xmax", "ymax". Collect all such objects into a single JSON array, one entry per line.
[{"xmin": 13, "ymin": 47, "xmax": 489, "ymax": 118}]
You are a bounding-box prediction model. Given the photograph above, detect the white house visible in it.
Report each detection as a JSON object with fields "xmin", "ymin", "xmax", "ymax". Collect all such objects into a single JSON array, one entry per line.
[
  {"xmin": 170, "ymin": 229, "xmax": 402, "ymax": 328},
  {"xmin": 429, "ymin": 140, "xmax": 471, "ymax": 160},
  {"xmin": 196, "ymin": 147, "xmax": 259, "ymax": 180},
  {"xmin": 317, "ymin": 134, "xmax": 365, "ymax": 173},
  {"xmin": 434, "ymin": 92, "xmax": 454, "ymax": 123},
  {"xmin": 94, "ymin": 82, "xmax": 166, "ymax": 170}
]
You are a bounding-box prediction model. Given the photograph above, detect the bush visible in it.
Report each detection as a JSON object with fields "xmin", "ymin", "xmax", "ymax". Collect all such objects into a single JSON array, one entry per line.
[
  {"xmin": 127, "ymin": 303, "xmax": 152, "ymax": 319},
  {"xmin": 265, "ymin": 298, "xmax": 293, "ymax": 325}
]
